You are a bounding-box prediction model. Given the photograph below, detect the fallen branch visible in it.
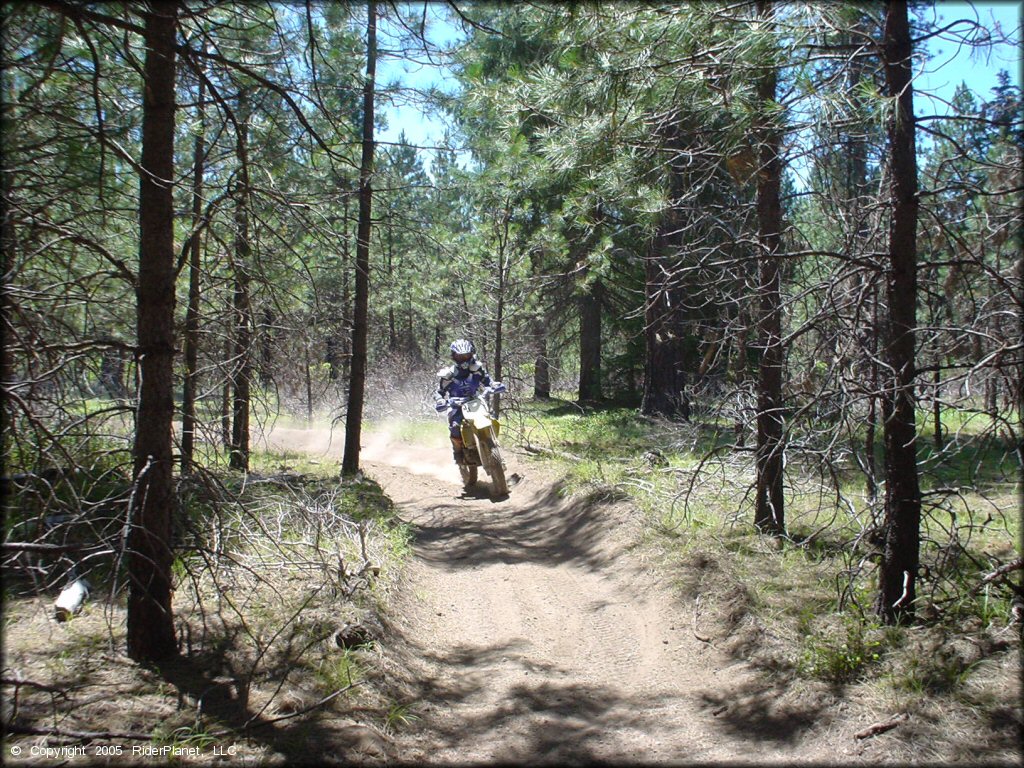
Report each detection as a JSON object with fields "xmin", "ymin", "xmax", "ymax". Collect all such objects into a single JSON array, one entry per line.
[
  {"xmin": 854, "ymin": 712, "xmax": 908, "ymax": 740},
  {"xmin": 5, "ymin": 684, "xmax": 364, "ymax": 743},
  {"xmin": 2, "ymin": 676, "xmax": 71, "ymax": 694},
  {"xmin": 2, "ymin": 542, "xmax": 87, "ymax": 554},
  {"xmin": 981, "ymin": 558, "xmax": 1023, "ymax": 585},
  {"xmin": 692, "ymin": 595, "xmax": 711, "ymax": 643},
  {"xmin": 231, "ymin": 682, "xmax": 362, "ymax": 734},
  {"xmin": 5, "ymin": 723, "xmax": 153, "ymax": 741},
  {"xmin": 521, "ymin": 443, "xmax": 582, "ymax": 462},
  {"xmin": 245, "ymin": 473, "xmax": 309, "ymax": 488}
]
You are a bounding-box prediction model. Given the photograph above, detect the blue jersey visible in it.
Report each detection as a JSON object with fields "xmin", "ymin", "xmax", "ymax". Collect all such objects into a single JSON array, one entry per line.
[{"xmin": 436, "ymin": 360, "xmax": 491, "ymax": 401}]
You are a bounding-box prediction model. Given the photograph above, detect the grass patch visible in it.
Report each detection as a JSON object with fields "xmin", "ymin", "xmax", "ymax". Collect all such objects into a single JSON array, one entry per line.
[
  {"xmin": 797, "ymin": 614, "xmax": 886, "ymax": 683},
  {"xmin": 315, "ymin": 648, "xmax": 364, "ymax": 692}
]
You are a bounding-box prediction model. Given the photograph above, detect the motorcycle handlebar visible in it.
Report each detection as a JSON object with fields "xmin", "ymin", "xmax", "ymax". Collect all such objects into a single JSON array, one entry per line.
[{"xmin": 443, "ymin": 383, "xmax": 506, "ymax": 409}]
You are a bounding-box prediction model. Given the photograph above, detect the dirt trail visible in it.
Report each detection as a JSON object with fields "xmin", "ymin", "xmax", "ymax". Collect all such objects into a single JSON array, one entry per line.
[{"xmin": 266, "ymin": 423, "xmax": 872, "ymax": 764}]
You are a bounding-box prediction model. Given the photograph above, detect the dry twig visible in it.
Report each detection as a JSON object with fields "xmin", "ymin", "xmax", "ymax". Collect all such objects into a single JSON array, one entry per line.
[
  {"xmin": 692, "ymin": 595, "xmax": 712, "ymax": 643},
  {"xmin": 854, "ymin": 712, "xmax": 909, "ymax": 740}
]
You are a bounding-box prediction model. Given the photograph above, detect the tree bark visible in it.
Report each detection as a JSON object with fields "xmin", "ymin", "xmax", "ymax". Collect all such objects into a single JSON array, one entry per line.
[
  {"xmin": 181, "ymin": 53, "xmax": 205, "ymax": 475},
  {"xmin": 533, "ymin": 318, "xmax": 551, "ymax": 400},
  {"xmin": 641, "ymin": 117, "xmax": 693, "ymax": 421},
  {"xmin": 220, "ymin": 336, "xmax": 231, "ymax": 450},
  {"xmin": 340, "ymin": 187, "xmax": 353, "ymax": 381},
  {"xmin": 386, "ymin": 208, "xmax": 397, "ymax": 351},
  {"xmin": 1017, "ymin": 251, "xmax": 1024, "ymax": 473},
  {"xmin": 491, "ymin": 208, "xmax": 511, "ymax": 416},
  {"xmin": 753, "ymin": 0, "xmax": 785, "ymax": 535},
  {"xmin": 259, "ymin": 308, "xmax": 274, "ymax": 387},
  {"xmin": 305, "ymin": 345, "xmax": 314, "ymax": 423},
  {"xmin": 230, "ymin": 87, "xmax": 252, "ymax": 472},
  {"xmin": 342, "ymin": 1, "xmax": 376, "ymax": 476},
  {"xmin": 578, "ymin": 279, "xmax": 602, "ymax": 403},
  {"xmin": 641, "ymin": 227, "xmax": 690, "ymax": 419},
  {"xmin": 127, "ymin": 1, "xmax": 179, "ymax": 663},
  {"xmin": 850, "ymin": 63, "xmax": 880, "ymax": 503},
  {"xmin": 877, "ymin": 0, "xmax": 922, "ymax": 625}
]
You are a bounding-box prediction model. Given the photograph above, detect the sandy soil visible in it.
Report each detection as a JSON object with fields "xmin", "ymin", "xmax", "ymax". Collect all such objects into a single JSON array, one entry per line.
[{"xmin": 319, "ymin": 424, "xmax": 886, "ymax": 765}]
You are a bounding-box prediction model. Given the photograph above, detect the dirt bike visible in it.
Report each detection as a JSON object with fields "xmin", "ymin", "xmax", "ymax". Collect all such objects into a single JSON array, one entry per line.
[{"xmin": 446, "ymin": 383, "xmax": 508, "ymax": 496}]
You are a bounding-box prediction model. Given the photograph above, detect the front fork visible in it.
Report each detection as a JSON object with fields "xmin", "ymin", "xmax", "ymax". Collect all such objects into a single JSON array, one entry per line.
[{"xmin": 458, "ymin": 425, "xmax": 482, "ymax": 466}]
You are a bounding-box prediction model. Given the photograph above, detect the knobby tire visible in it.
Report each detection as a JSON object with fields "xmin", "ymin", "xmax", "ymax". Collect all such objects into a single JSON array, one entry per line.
[{"xmin": 483, "ymin": 432, "xmax": 508, "ymax": 496}]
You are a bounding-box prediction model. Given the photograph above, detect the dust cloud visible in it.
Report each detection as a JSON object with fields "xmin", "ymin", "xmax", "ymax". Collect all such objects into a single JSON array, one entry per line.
[
  {"xmin": 361, "ymin": 420, "xmax": 459, "ymax": 485},
  {"xmin": 260, "ymin": 416, "xmax": 460, "ymax": 486},
  {"xmin": 259, "ymin": 364, "xmax": 466, "ymax": 484}
]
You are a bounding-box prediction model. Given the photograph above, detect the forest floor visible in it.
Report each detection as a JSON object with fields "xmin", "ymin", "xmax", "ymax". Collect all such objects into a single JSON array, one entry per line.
[
  {"xmin": 281, "ymin": 422, "xmax": 1016, "ymax": 766},
  {"xmin": 3, "ymin": 422, "xmax": 1017, "ymax": 766}
]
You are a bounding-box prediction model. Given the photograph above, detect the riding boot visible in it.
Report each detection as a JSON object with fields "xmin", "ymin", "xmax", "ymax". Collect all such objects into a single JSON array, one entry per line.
[{"xmin": 450, "ymin": 436, "xmax": 465, "ymax": 463}]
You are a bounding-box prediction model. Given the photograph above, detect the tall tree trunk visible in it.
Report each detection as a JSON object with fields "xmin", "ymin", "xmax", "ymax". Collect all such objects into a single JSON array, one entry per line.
[
  {"xmin": 641, "ymin": 224, "xmax": 690, "ymax": 419},
  {"xmin": 181, "ymin": 55, "xmax": 205, "ymax": 475},
  {"xmin": 641, "ymin": 120, "xmax": 692, "ymax": 420},
  {"xmin": 578, "ymin": 280, "xmax": 602, "ymax": 403},
  {"xmin": 932, "ymin": 367, "xmax": 943, "ymax": 450},
  {"xmin": 305, "ymin": 345, "xmax": 314, "ymax": 424},
  {"xmin": 386, "ymin": 210, "xmax": 397, "ymax": 351},
  {"xmin": 221, "ymin": 336, "xmax": 231, "ymax": 450},
  {"xmin": 230, "ymin": 88, "xmax": 252, "ymax": 472},
  {"xmin": 492, "ymin": 218, "xmax": 509, "ymax": 418},
  {"xmin": 877, "ymin": 0, "xmax": 922, "ymax": 625},
  {"xmin": 340, "ymin": 188, "xmax": 353, "ymax": 381},
  {"xmin": 844, "ymin": 26, "xmax": 879, "ymax": 502},
  {"xmin": 533, "ymin": 318, "xmax": 551, "ymax": 400},
  {"xmin": 342, "ymin": 1, "xmax": 376, "ymax": 476},
  {"xmin": 259, "ymin": 308, "xmax": 274, "ymax": 387},
  {"xmin": 865, "ymin": 301, "xmax": 879, "ymax": 502},
  {"xmin": 127, "ymin": 2, "xmax": 179, "ymax": 663},
  {"xmin": 1017, "ymin": 253, "xmax": 1024, "ymax": 473},
  {"xmin": 753, "ymin": 0, "xmax": 785, "ymax": 535}
]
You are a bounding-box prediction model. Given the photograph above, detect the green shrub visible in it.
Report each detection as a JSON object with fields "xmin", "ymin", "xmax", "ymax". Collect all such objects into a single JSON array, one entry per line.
[{"xmin": 798, "ymin": 615, "xmax": 884, "ymax": 683}]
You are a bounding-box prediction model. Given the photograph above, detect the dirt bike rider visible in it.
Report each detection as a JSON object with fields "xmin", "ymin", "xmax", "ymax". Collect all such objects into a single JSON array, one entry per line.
[{"xmin": 434, "ymin": 339, "xmax": 492, "ymax": 463}]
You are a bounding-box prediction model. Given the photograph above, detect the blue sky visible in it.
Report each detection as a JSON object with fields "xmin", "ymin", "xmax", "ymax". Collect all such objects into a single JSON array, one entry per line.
[
  {"xmin": 375, "ymin": 3, "xmax": 464, "ymax": 169},
  {"xmin": 376, "ymin": 2, "xmax": 1023, "ymax": 171},
  {"xmin": 915, "ymin": 1, "xmax": 1022, "ymax": 114}
]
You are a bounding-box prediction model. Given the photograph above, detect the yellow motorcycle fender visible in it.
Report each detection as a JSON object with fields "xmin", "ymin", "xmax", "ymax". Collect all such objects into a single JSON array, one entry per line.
[{"xmin": 460, "ymin": 419, "xmax": 499, "ymax": 443}]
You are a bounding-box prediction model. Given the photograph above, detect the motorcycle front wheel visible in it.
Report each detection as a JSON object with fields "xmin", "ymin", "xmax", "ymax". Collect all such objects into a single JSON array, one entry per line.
[{"xmin": 483, "ymin": 434, "xmax": 508, "ymax": 496}]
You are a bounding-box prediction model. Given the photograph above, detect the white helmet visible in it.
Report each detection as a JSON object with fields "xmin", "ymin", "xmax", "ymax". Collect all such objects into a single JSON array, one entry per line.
[{"xmin": 450, "ymin": 339, "xmax": 475, "ymax": 368}]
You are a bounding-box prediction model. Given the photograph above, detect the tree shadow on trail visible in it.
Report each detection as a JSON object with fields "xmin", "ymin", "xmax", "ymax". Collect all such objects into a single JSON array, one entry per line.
[
  {"xmin": 403, "ymin": 481, "xmax": 633, "ymax": 574},
  {"xmin": 386, "ymin": 469, "xmax": 837, "ymax": 761},
  {"xmin": 697, "ymin": 675, "xmax": 829, "ymax": 747},
  {"xmin": 155, "ymin": 632, "xmax": 382, "ymax": 766},
  {"xmin": 156, "ymin": 652, "xmax": 323, "ymax": 766},
  {"xmin": 378, "ymin": 624, "xmax": 729, "ymax": 766}
]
